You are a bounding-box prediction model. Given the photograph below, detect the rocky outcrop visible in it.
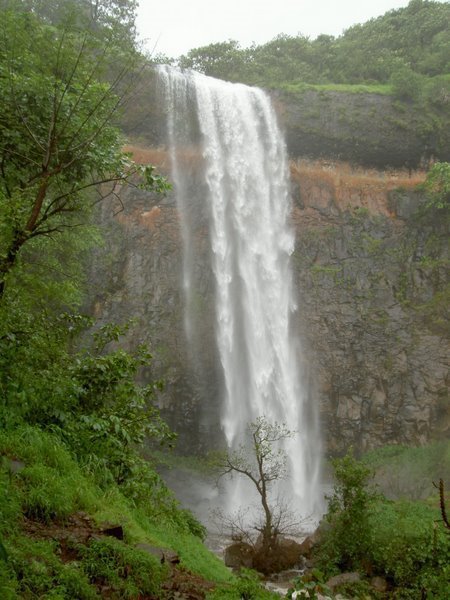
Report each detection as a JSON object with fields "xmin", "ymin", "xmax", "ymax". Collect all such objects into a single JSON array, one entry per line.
[
  {"xmin": 290, "ymin": 169, "xmax": 449, "ymax": 453},
  {"xmin": 89, "ymin": 70, "xmax": 449, "ymax": 454},
  {"xmin": 123, "ymin": 70, "xmax": 449, "ymax": 172},
  {"xmin": 86, "ymin": 182, "xmax": 222, "ymax": 451},
  {"xmin": 87, "ymin": 156, "xmax": 448, "ymax": 455},
  {"xmin": 273, "ymin": 88, "xmax": 450, "ymax": 171}
]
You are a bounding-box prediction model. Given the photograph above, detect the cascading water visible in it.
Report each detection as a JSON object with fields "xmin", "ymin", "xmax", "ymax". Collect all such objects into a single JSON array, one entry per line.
[{"xmin": 158, "ymin": 65, "xmax": 321, "ymax": 519}]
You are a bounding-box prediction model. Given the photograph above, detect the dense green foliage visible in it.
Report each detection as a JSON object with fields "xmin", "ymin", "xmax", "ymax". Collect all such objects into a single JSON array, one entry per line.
[
  {"xmin": 314, "ymin": 450, "xmax": 450, "ymax": 598},
  {"xmin": 316, "ymin": 451, "xmax": 380, "ymax": 574},
  {"xmin": 0, "ymin": 427, "xmax": 233, "ymax": 597},
  {"xmin": 423, "ymin": 161, "xmax": 450, "ymax": 210},
  {"xmin": 1, "ymin": 1, "xmax": 449, "ymax": 598},
  {"xmin": 0, "ymin": 1, "xmax": 243, "ymax": 597},
  {"xmin": 0, "ymin": 3, "xmax": 169, "ymax": 299},
  {"xmin": 177, "ymin": 1, "xmax": 450, "ymax": 171},
  {"xmin": 179, "ymin": 1, "xmax": 450, "ymax": 90}
]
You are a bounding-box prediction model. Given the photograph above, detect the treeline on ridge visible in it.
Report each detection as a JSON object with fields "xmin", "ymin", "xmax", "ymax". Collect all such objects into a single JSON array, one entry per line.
[{"xmin": 177, "ymin": 0, "xmax": 450, "ymax": 99}]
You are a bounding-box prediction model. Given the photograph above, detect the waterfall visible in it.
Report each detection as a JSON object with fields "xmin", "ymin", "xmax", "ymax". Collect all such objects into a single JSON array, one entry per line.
[{"xmin": 158, "ymin": 66, "xmax": 321, "ymax": 518}]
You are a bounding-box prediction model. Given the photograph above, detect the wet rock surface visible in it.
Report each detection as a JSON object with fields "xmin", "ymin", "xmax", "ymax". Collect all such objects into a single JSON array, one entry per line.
[{"xmin": 86, "ymin": 152, "xmax": 448, "ymax": 455}]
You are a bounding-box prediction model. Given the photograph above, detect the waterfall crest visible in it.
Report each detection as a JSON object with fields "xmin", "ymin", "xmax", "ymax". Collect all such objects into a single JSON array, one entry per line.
[{"xmin": 158, "ymin": 66, "xmax": 321, "ymax": 517}]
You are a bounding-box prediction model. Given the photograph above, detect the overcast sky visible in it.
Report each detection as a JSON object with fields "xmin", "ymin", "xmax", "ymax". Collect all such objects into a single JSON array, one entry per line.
[{"xmin": 137, "ymin": 0, "xmax": 419, "ymax": 58}]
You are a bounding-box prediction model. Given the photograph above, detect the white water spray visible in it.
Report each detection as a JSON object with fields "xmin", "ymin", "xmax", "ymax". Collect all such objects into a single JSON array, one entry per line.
[{"xmin": 158, "ymin": 66, "xmax": 321, "ymax": 518}]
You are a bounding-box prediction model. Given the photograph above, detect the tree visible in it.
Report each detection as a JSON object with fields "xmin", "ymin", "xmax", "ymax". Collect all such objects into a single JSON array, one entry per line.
[
  {"xmin": 2, "ymin": 0, "xmax": 139, "ymax": 40},
  {"xmin": 0, "ymin": 6, "xmax": 170, "ymax": 439},
  {"xmin": 390, "ymin": 65, "xmax": 425, "ymax": 101},
  {"xmin": 178, "ymin": 40, "xmax": 252, "ymax": 82},
  {"xmin": 217, "ymin": 417, "xmax": 297, "ymax": 566},
  {"xmin": 315, "ymin": 450, "xmax": 379, "ymax": 574},
  {"xmin": 0, "ymin": 7, "xmax": 168, "ymax": 299},
  {"xmin": 0, "ymin": 7, "xmax": 184, "ymax": 582}
]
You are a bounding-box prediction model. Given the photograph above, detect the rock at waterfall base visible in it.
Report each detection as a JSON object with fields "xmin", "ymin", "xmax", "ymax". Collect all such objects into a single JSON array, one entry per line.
[
  {"xmin": 224, "ymin": 542, "xmax": 254, "ymax": 568},
  {"xmin": 325, "ymin": 572, "xmax": 361, "ymax": 591}
]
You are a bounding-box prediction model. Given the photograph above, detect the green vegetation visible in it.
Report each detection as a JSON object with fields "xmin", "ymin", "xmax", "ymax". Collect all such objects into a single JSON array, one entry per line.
[
  {"xmin": 178, "ymin": 1, "xmax": 450, "ymax": 90},
  {"xmin": 0, "ymin": 1, "xmax": 244, "ymax": 597},
  {"xmin": 207, "ymin": 568, "xmax": 279, "ymax": 599},
  {"xmin": 316, "ymin": 451, "xmax": 380, "ymax": 575},
  {"xmin": 1, "ymin": 1, "xmax": 449, "ymax": 598},
  {"xmin": 362, "ymin": 441, "xmax": 450, "ymax": 500},
  {"xmin": 177, "ymin": 1, "xmax": 450, "ymax": 169},
  {"xmin": 313, "ymin": 449, "xmax": 450, "ymax": 599},
  {"xmin": 422, "ymin": 161, "xmax": 450, "ymax": 211},
  {"xmin": 0, "ymin": 426, "xmax": 234, "ymax": 597},
  {"xmin": 280, "ymin": 82, "xmax": 393, "ymax": 95}
]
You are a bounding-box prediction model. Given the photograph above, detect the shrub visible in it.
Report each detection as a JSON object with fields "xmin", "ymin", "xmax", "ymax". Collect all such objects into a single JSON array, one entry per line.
[
  {"xmin": 316, "ymin": 449, "xmax": 450, "ymax": 598},
  {"xmin": 315, "ymin": 450, "xmax": 379, "ymax": 574},
  {"xmin": 370, "ymin": 500, "xmax": 450, "ymax": 595},
  {"xmin": 287, "ymin": 569, "xmax": 332, "ymax": 599},
  {"xmin": 390, "ymin": 67, "xmax": 425, "ymax": 101}
]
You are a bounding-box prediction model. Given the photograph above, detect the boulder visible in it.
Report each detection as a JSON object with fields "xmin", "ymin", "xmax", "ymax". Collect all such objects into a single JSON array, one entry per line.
[
  {"xmin": 101, "ymin": 524, "xmax": 124, "ymax": 540},
  {"xmin": 224, "ymin": 542, "xmax": 254, "ymax": 569},
  {"xmin": 277, "ymin": 538, "xmax": 303, "ymax": 569},
  {"xmin": 326, "ymin": 572, "xmax": 361, "ymax": 592},
  {"xmin": 136, "ymin": 543, "xmax": 180, "ymax": 565},
  {"xmin": 297, "ymin": 532, "xmax": 321, "ymax": 558},
  {"xmin": 253, "ymin": 538, "xmax": 303, "ymax": 574},
  {"xmin": 370, "ymin": 576, "xmax": 389, "ymax": 593}
]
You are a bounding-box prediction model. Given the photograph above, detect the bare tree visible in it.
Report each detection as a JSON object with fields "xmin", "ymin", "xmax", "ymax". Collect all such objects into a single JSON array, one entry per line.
[{"xmin": 217, "ymin": 417, "xmax": 298, "ymax": 558}]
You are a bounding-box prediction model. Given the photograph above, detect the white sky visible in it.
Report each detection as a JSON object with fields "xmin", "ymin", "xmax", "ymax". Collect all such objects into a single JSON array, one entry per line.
[{"xmin": 136, "ymin": 0, "xmax": 420, "ymax": 58}]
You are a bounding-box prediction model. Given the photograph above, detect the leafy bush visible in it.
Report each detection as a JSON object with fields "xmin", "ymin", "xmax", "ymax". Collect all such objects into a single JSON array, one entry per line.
[
  {"xmin": 370, "ymin": 500, "xmax": 450, "ymax": 595},
  {"xmin": 51, "ymin": 323, "xmax": 176, "ymax": 492},
  {"xmin": 423, "ymin": 162, "xmax": 450, "ymax": 211},
  {"xmin": 315, "ymin": 450, "xmax": 379, "ymax": 574},
  {"xmin": 287, "ymin": 568, "xmax": 332, "ymax": 599},
  {"xmin": 390, "ymin": 67, "xmax": 425, "ymax": 101},
  {"xmin": 316, "ymin": 450, "xmax": 450, "ymax": 598}
]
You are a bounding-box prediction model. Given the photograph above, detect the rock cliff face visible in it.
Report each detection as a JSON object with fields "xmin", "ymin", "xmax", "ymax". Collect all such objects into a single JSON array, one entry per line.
[
  {"xmin": 289, "ymin": 164, "xmax": 448, "ymax": 453},
  {"xmin": 87, "ymin": 87, "xmax": 449, "ymax": 455},
  {"xmin": 274, "ymin": 88, "xmax": 450, "ymax": 170},
  {"xmin": 87, "ymin": 181, "xmax": 222, "ymax": 452}
]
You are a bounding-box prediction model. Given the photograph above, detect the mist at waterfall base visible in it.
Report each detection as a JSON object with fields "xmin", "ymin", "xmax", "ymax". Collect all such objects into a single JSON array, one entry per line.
[{"xmin": 157, "ymin": 65, "xmax": 323, "ymax": 531}]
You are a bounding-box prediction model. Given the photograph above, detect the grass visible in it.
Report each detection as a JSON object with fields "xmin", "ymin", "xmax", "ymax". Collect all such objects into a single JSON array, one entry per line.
[
  {"xmin": 123, "ymin": 143, "xmax": 204, "ymax": 173},
  {"xmin": 279, "ymin": 81, "xmax": 393, "ymax": 95},
  {"xmin": 290, "ymin": 159, "xmax": 426, "ymax": 215},
  {"xmin": 361, "ymin": 440, "xmax": 450, "ymax": 501},
  {"xmin": 0, "ymin": 425, "xmax": 235, "ymax": 598},
  {"xmin": 125, "ymin": 145, "xmax": 428, "ymax": 220}
]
